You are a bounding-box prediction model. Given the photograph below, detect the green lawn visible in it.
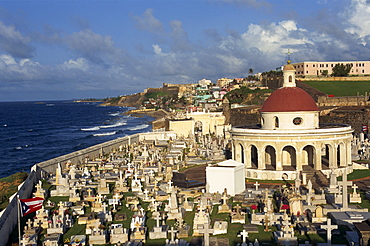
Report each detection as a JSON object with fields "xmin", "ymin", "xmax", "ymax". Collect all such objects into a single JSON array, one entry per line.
[
  {"xmin": 303, "ymin": 80, "xmax": 370, "ymax": 96},
  {"xmin": 337, "ymin": 169, "xmax": 370, "ymax": 181}
]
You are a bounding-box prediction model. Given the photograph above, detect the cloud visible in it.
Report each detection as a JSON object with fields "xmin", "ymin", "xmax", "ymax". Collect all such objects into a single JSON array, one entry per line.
[
  {"xmin": 170, "ymin": 20, "xmax": 192, "ymax": 51},
  {"xmin": 134, "ymin": 8, "xmax": 164, "ymax": 34},
  {"xmin": 64, "ymin": 29, "xmax": 123, "ymax": 65},
  {"xmin": 344, "ymin": 0, "xmax": 370, "ymax": 42},
  {"xmin": 0, "ymin": 21, "xmax": 34, "ymax": 58}
]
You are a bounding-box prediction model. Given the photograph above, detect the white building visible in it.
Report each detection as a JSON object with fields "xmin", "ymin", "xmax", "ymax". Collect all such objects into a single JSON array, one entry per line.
[
  {"xmin": 206, "ymin": 159, "xmax": 245, "ymax": 196},
  {"xmin": 230, "ymin": 62, "xmax": 354, "ymax": 180}
]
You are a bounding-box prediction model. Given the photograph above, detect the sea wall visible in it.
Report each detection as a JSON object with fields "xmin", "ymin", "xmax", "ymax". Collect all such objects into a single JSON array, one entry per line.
[{"xmin": 0, "ymin": 131, "xmax": 175, "ymax": 246}]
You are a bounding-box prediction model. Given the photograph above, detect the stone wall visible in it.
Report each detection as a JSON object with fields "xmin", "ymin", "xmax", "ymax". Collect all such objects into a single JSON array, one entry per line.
[
  {"xmin": 320, "ymin": 107, "xmax": 370, "ymax": 133},
  {"xmin": 317, "ymin": 95, "xmax": 370, "ymax": 107},
  {"xmin": 229, "ymin": 107, "xmax": 261, "ymax": 126}
]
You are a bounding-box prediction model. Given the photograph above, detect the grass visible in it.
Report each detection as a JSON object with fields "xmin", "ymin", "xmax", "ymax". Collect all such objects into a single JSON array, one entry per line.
[
  {"xmin": 304, "ymin": 80, "xmax": 370, "ymax": 97},
  {"xmin": 0, "ymin": 172, "xmax": 28, "ymax": 211},
  {"xmin": 336, "ymin": 169, "xmax": 370, "ymax": 181}
]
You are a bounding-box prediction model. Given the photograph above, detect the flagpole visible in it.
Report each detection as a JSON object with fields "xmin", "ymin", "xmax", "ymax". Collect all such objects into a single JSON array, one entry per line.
[{"xmin": 17, "ymin": 195, "xmax": 21, "ymax": 245}]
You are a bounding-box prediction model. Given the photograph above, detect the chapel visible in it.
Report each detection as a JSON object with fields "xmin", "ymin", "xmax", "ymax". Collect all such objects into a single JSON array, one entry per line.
[{"xmin": 230, "ymin": 61, "xmax": 354, "ymax": 180}]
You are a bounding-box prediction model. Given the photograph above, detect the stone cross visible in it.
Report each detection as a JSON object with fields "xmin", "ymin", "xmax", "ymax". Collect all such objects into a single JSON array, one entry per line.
[
  {"xmin": 254, "ymin": 181, "xmax": 260, "ymax": 191},
  {"xmin": 20, "ymin": 237, "xmax": 30, "ymax": 246},
  {"xmin": 198, "ymin": 220, "xmax": 214, "ymax": 246},
  {"xmin": 102, "ymin": 203, "xmax": 108, "ymax": 213},
  {"xmin": 140, "ymin": 207, "xmax": 145, "ymax": 216},
  {"xmin": 167, "ymin": 180, "xmax": 173, "ymax": 189},
  {"xmin": 320, "ymin": 218, "xmax": 338, "ymax": 246},
  {"xmin": 87, "ymin": 188, "xmax": 93, "ymax": 197},
  {"xmin": 26, "ymin": 219, "xmax": 33, "ymax": 230},
  {"xmin": 221, "ymin": 193, "xmax": 228, "ymax": 205},
  {"xmin": 168, "ymin": 226, "xmax": 177, "ymax": 244},
  {"xmin": 239, "ymin": 229, "xmax": 249, "ymax": 243},
  {"xmin": 154, "ymin": 212, "xmax": 161, "ymax": 227},
  {"xmin": 337, "ymin": 169, "xmax": 352, "ymax": 210},
  {"xmin": 352, "ymin": 183, "xmax": 358, "ymax": 194}
]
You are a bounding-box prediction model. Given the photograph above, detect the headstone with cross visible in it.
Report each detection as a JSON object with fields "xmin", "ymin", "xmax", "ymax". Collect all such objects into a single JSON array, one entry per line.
[
  {"xmin": 320, "ymin": 218, "xmax": 338, "ymax": 246},
  {"xmin": 254, "ymin": 182, "xmax": 260, "ymax": 191},
  {"xmin": 337, "ymin": 169, "xmax": 352, "ymax": 210},
  {"xmin": 239, "ymin": 229, "xmax": 249, "ymax": 245},
  {"xmin": 198, "ymin": 220, "xmax": 214, "ymax": 246}
]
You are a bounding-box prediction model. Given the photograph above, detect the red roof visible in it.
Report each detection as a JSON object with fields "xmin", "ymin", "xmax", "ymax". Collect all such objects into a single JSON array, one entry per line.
[{"xmin": 260, "ymin": 87, "xmax": 319, "ymax": 112}]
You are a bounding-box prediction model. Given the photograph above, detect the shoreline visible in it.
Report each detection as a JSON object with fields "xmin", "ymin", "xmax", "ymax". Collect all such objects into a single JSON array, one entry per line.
[{"xmin": 124, "ymin": 108, "xmax": 171, "ymax": 121}]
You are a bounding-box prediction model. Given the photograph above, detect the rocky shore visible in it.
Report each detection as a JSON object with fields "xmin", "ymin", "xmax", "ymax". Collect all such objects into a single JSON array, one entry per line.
[{"xmin": 124, "ymin": 108, "xmax": 171, "ymax": 121}]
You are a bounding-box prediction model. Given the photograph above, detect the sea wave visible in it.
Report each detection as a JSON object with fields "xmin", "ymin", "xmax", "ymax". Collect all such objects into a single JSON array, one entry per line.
[
  {"xmin": 99, "ymin": 120, "xmax": 127, "ymax": 129},
  {"xmin": 109, "ymin": 112, "xmax": 120, "ymax": 116},
  {"xmin": 93, "ymin": 131, "xmax": 117, "ymax": 137},
  {"xmin": 81, "ymin": 126, "xmax": 100, "ymax": 131},
  {"xmin": 127, "ymin": 124, "xmax": 150, "ymax": 131}
]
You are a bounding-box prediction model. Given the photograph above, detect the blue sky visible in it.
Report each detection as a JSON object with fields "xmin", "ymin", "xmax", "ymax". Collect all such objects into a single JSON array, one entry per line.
[{"xmin": 0, "ymin": 0, "xmax": 368, "ymax": 101}]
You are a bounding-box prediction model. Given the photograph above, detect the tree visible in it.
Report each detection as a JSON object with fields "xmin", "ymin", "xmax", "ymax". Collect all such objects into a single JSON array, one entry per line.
[
  {"xmin": 321, "ymin": 70, "xmax": 329, "ymax": 77},
  {"xmin": 331, "ymin": 63, "xmax": 353, "ymax": 77},
  {"xmin": 249, "ymin": 68, "xmax": 254, "ymax": 74}
]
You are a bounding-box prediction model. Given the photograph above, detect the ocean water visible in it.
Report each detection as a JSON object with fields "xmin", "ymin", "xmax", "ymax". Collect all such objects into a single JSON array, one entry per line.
[{"xmin": 0, "ymin": 101, "xmax": 153, "ymax": 178}]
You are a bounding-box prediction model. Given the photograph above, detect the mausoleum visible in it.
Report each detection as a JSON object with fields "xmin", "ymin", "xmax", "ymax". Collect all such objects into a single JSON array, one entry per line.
[{"xmin": 230, "ymin": 62, "xmax": 354, "ymax": 180}]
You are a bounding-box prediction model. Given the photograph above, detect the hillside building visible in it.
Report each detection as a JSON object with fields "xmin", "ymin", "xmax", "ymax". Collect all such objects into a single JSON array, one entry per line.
[{"xmin": 290, "ymin": 61, "xmax": 370, "ymax": 77}]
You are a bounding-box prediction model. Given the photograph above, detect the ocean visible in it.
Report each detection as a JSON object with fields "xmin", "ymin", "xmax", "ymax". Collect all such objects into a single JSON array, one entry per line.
[{"xmin": 0, "ymin": 100, "xmax": 153, "ymax": 178}]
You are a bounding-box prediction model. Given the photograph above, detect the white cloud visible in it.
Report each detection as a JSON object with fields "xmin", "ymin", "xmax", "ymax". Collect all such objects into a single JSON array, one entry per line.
[
  {"xmin": 61, "ymin": 58, "xmax": 89, "ymax": 71},
  {"xmin": 134, "ymin": 8, "xmax": 164, "ymax": 34},
  {"xmin": 65, "ymin": 29, "xmax": 122, "ymax": 65},
  {"xmin": 344, "ymin": 0, "xmax": 370, "ymax": 43},
  {"xmin": 152, "ymin": 44, "xmax": 163, "ymax": 55},
  {"xmin": 0, "ymin": 21, "xmax": 34, "ymax": 58}
]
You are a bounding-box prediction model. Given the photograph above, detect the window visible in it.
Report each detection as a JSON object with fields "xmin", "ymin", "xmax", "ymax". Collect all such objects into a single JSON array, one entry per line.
[
  {"xmin": 313, "ymin": 64, "xmax": 315, "ymax": 67},
  {"xmin": 363, "ymin": 70, "xmax": 365, "ymax": 73},
  {"xmin": 274, "ymin": 117, "xmax": 279, "ymax": 128},
  {"xmin": 326, "ymin": 64, "xmax": 328, "ymax": 67},
  {"xmin": 293, "ymin": 117, "xmax": 303, "ymax": 125}
]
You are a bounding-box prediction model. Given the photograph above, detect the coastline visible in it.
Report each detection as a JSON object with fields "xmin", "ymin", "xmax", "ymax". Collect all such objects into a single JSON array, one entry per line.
[{"xmin": 124, "ymin": 108, "xmax": 171, "ymax": 121}]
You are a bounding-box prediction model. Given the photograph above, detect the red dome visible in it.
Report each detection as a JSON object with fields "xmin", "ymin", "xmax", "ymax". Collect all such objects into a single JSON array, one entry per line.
[{"xmin": 260, "ymin": 87, "xmax": 319, "ymax": 112}]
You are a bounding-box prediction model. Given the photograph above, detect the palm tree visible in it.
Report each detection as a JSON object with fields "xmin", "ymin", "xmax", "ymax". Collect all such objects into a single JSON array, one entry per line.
[{"xmin": 249, "ymin": 68, "xmax": 254, "ymax": 74}]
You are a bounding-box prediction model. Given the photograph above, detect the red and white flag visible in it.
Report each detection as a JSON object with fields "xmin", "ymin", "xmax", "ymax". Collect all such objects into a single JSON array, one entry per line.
[{"xmin": 19, "ymin": 197, "xmax": 44, "ymax": 216}]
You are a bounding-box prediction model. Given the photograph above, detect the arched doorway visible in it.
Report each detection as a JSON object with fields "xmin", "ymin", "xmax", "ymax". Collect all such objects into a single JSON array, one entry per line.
[
  {"xmin": 337, "ymin": 143, "xmax": 346, "ymax": 167},
  {"xmin": 282, "ymin": 146, "xmax": 296, "ymax": 170},
  {"xmin": 302, "ymin": 145, "xmax": 315, "ymax": 169},
  {"xmin": 239, "ymin": 143, "xmax": 245, "ymax": 164},
  {"xmin": 251, "ymin": 145, "xmax": 258, "ymax": 168},
  {"xmin": 322, "ymin": 144, "xmax": 334, "ymax": 168},
  {"xmin": 265, "ymin": 145, "xmax": 276, "ymax": 170}
]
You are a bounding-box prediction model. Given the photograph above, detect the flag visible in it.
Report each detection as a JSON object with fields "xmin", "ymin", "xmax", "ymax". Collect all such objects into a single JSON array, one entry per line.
[{"xmin": 19, "ymin": 197, "xmax": 44, "ymax": 216}]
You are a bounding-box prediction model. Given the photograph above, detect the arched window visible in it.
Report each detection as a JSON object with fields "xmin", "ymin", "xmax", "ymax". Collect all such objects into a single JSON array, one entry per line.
[
  {"xmin": 289, "ymin": 75, "xmax": 292, "ymax": 82},
  {"xmin": 274, "ymin": 116, "xmax": 279, "ymax": 128}
]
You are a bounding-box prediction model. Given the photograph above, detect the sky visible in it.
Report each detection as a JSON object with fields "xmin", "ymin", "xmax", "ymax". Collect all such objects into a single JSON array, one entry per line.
[{"xmin": 0, "ymin": 0, "xmax": 369, "ymax": 101}]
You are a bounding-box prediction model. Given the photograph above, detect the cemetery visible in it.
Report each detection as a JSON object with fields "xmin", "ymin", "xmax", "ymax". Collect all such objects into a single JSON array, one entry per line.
[{"xmin": 13, "ymin": 132, "xmax": 370, "ymax": 246}]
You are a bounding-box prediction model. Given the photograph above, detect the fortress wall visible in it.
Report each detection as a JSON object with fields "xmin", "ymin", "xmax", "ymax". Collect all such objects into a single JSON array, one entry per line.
[
  {"xmin": 229, "ymin": 107, "xmax": 260, "ymax": 126},
  {"xmin": 317, "ymin": 95, "xmax": 370, "ymax": 107},
  {"xmin": 0, "ymin": 131, "xmax": 175, "ymax": 245}
]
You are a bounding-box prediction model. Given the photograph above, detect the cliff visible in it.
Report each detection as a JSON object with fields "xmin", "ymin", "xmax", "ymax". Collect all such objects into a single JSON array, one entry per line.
[{"xmin": 101, "ymin": 93, "xmax": 146, "ymax": 108}]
